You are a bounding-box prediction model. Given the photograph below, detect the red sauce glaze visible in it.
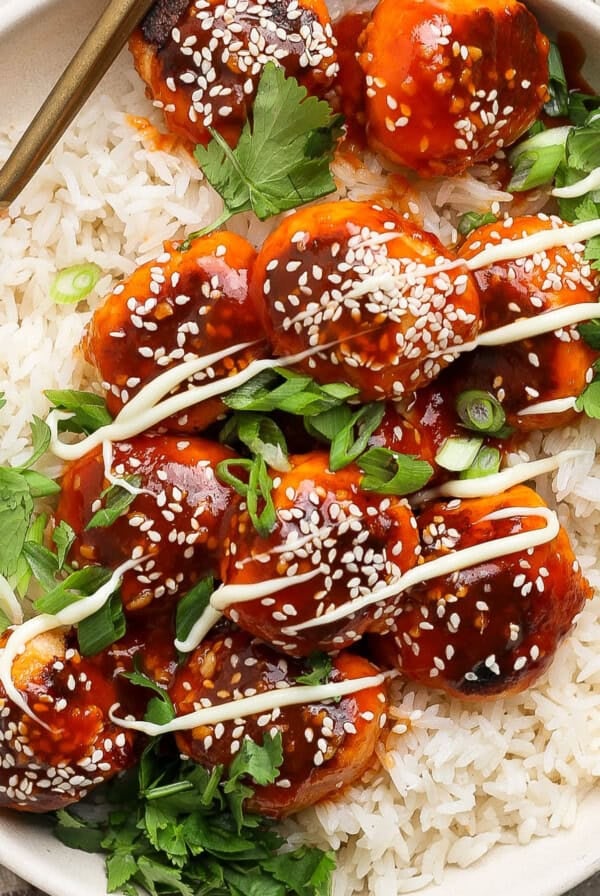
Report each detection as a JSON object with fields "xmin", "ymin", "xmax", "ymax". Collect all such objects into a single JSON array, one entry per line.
[
  {"xmin": 129, "ymin": 0, "xmax": 337, "ymax": 149},
  {"xmin": 357, "ymin": 0, "xmax": 549, "ymax": 176},
  {"xmin": 84, "ymin": 232, "xmax": 267, "ymax": 434},
  {"xmin": 0, "ymin": 629, "xmax": 143, "ymax": 812},
  {"xmin": 331, "ymin": 12, "xmax": 370, "ymax": 147},
  {"xmin": 169, "ymin": 629, "xmax": 387, "ymax": 817},
  {"xmin": 219, "ymin": 451, "xmax": 420, "ymax": 655},
  {"xmin": 251, "ymin": 200, "xmax": 481, "ymax": 401},
  {"xmin": 55, "ymin": 434, "xmax": 236, "ymax": 612},
  {"xmin": 372, "ymin": 486, "xmax": 592, "ymax": 699},
  {"xmin": 457, "ymin": 215, "xmax": 600, "ymax": 430}
]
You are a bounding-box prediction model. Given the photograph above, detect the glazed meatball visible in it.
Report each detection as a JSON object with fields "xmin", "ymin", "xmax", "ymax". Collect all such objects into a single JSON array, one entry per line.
[
  {"xmin": 0, "ymin": 629, "xmax": 140, "ymax": 812},
  {"xmin": 251, "ymin": 200, "xmax": 481, "ymax": 401},
  {"xmin": 374, "ymin": 485, "xmax": 591, "ymax": 699},
  {"xmin": 55, "ymin": 434, "xmax": 235, "ymax": 612},
  {"xmin": 218, "ymin": 450, "xmax": 420, "ymax": 655},
  {"xmin": 358, "ymin": 0, "xmax": 549, "ymax": 176},
  {"xmin": 170, "ymin": 629, "xmax": 387, "ymax": 817},
  {"xmin": 456, "ymin": 214, "xmax": 600, "ymax": 430},
  {"xmin": 84, "ymin": 233, "xmax": 267, "ymax": 434},
  {"xmin": 130, "ymin": 0, "xmax": 338, "ymax": 148}
]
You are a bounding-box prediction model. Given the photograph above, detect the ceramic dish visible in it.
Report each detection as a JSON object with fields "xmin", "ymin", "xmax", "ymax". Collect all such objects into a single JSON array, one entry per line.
[{"xmin": 1, "ymin": 0, "xmax": 600, "ymax": 894}]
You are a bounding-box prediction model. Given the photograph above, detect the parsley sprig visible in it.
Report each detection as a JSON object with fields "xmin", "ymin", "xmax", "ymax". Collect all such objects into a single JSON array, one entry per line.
[
  {"xmin": 54, "ymin": 738, "xmax": 336, "ymax": 896},
  {"xmin": 192, "ymin": 63, "xmax": 342, "ymax": 235}
]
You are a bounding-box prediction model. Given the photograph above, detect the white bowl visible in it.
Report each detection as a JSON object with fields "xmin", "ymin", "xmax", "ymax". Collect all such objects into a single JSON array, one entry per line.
[{"xmin": 0, "ymin": 1, "xmax": 600, "ymax": 894}]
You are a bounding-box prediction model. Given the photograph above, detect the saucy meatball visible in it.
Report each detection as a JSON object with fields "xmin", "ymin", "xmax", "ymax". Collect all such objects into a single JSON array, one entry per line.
[
  {"xmin": 456, "ymin": 214, "xmax": 600, "ymax": 430},
  {"xmin": 84, "ymin": 232, "xmax": 267, "ymax": 434},
  {"xmin": 374, "ymin": 485, "xmax": 591, "ymax": 699},
  {"xmin": 131, "ymin": 0, "xmax": 338, "ymax": 148},
  {"xmin": 251, "ymin": 200, "xmax": 481, "ymax": 400},
  {"xmin": 358, "ymin": 0, "xmax": 549, "ymax": 176},
  {"xmin": 170, "ymin": 629, "xmax": 387, "ymax": 817},
  {"xmin": 55, "ymin": 434, "xmax": 235, "ymax": 612},
  {"xmin": 0, "ymin": 629, "xmax": 140, "ymax": 812},
  {"xmin": 218, "ymin": 451, "xmax": 420, "ymax": 655}
]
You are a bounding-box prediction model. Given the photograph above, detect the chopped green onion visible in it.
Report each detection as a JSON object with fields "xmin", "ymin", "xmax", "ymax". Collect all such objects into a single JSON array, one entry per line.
[
  {"xmin": 327, "ymin": 403, "xmax": 385, "ymax": 472},
  {"xmin": 216, "ymin": 456, "xmax": 276, "ymax": 537},
  {"xmin": 219, "ymin": 412, "xmax": 290, "ymax": 472},
  {"xmin": 456, "ymin": 389, "xmax": 506, "ymax": 435},
  {"xmin": 508, "ymin": 127, "xmax": 571, "ymax": 192},
  {"xmin": 358, "ymin": 447, "xmax": 433, "ymax": 495},
  {"xmin": 544, "ymin": 43, "xmax": 569, "ymax": 118},
  {"xmin": 34, "ymin": 566, "xmax": 113, "ymax": 615},
  {"xmin": 459, "ymin": 446, "xmax": 501, "ymax": 480},
  {"xmin": 457, "ymin": 211, "xmax": 498, "ymax": 237},
  {"xmin": 435, "ymin": 436, "xmax": 483, "ymax": 472},
  {"xmin": 223, "ymin": 368, "xmax": 358, "ymax": 416},
  {"xmin": 50, "ymin": 263, "xmax": 102, "ymax": 304},
  {"xmin": 86, "ymin": 475, "xmax": 142, "ymax": 530},
  {"xmin": 176, "ymin": 577, "xmax": 214, "ymax": 647},
  {"xmin": 78, "ymin": 590, "xmax": 126, "ymax": 657}
]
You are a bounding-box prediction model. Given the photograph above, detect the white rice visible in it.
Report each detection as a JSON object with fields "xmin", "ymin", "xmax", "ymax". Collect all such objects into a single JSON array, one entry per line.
[{"xmin": 1, "ymin": 34, "xmax": 600, "ymax": 896}]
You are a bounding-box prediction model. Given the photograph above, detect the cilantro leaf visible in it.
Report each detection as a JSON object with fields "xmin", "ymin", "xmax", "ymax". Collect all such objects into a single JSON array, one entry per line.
[
  {"xmin": 576, "ymin": 378, "xmax": 600, "ymax": 418},
  {"xmin": 225, "ymin": 732, "xmax": 284, "ymax": 791},
  {"xmin": 86, "ymin": 475, "xmax": 142, "ymax": 530},
  {"xmin": 194, "ymin": 63, "xmax": 339, "ymax": 228},
  {"xmin": 52, "ymin": 520, "xmax": 76, "ymax": 569},
  {"xmin": 578, "ymin": 318, "xmax": 600, "ymax": 350},
  {"xmin": 16, "ymin": 417, "xmax": 51, "ymax": 470},
  {"xmin": 296, "ymin": 652, "xmax": 333, "ymax": 687},
  {"xmin": 262, "ymin": 847, "xmax": 337, "ymax": 896},
  {"xmin": 45, "ymin": 389, "xmax": 113, "ymax": 435},
  {"xmin": 122, "ymin": 663, "xmax": 176, "ymax": 726},
  {"xmin": 0, "ymin": 468, "xmax": 34, "ymax": 578}
]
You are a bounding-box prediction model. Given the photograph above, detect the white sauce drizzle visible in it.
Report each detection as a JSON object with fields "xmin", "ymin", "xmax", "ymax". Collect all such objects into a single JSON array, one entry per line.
[
  {"xmin": 102, "ymin": 440, "xmax": 153, "ymax": 497},
  {"xmin": 0, "ymin": 556, "xmax": 144, "ymax": 727},
  {"xmin": 109, "ymin": 673, "xmax": 385, "ymax": 737},
  {"xmin": 552, "ymin": 168, "xmax": 600, "ymax": 199},
  {"xmin": 414, "ymin": 450, "xmax": 585, "ymax": 502},
  {"xmin": 174, "ymin": 605, "xmax": 223, "ymax": 654},
  {"xmin": 282, "ymin": 507, "xmax": 559, "ymax": 634},
  {"xmin": 49, "ymin": 344, "xmax": 333, "ymax": 463},
  {"xmin": 516, "ymin": 396, "xmax": 578, "ymax": 417},
  {"xmin": 0, "ymin": 576, "xmax": 23, "ymax": 626}
]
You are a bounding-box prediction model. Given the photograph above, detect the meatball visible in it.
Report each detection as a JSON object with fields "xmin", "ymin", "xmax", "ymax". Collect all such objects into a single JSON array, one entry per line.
[
  {"xmin": 456, "ymin": 214, "xmax": 600, "ymax": 430},
  {"xmin": 169, "ymin": 629, "xmax": 387, "ymax": 817},
  {"xmin": 55, "ymin": 434, "xmax": 235, "ymax": 612},
  {"xmin": 0, "ymin": 629, "xmax": 140, "ymax": 812},
  {"xmin": 130, "ymin": 0, "xmax": 338, "ymax": 148},
  {"xmin": 218, "ymin": 450, "xmax": 420, "ymax": 655},
  {"xmin": 84, "ymin": 232, "xmax": 267, "ymax": 434},
  {"xmin": 374, "ymin": 485, "xmax": 591, "ymax": 699},
  {"xmin": 358, "ymin": 0, "xmax": 549, "ymax": 176},
  {"xmin": 251, "ymin": 200, "xmax": 481, "ymax": 401}
]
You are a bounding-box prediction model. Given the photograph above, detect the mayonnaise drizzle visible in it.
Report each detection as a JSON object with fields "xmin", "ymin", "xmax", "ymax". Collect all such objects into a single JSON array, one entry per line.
[
  {"xmin": 102, "ymin": 440, "xmax": 153, "ymax": 497},
  {"xmin": 49, "ymin": 343, "xmax": 333, "ymax": 462},
  {"xmin": 414, "ymin": 450, "xmax": 585, "ymax": 502},
  {"xmin": 281, "ymin": 507, "xmax": 560, "ymax": 634},
  {"xmin": 0, "ymin": 556, "xmax": 144, "ymax": 727},
  {"xmin": 516, "ymin": 396, "xmax": 578, "ymax": 417},
  {"xmin": 109, "ymin": 673, "xmax": 386, "ymax": 737},
  {"xmin": 174, "ymin": 605, "xmax": 223, "ymax": 654},
  {"xmin": 552, "ymin": 168, "xmax": 600, "ymax": 199},
  {"xmin": 0, "ymin": 576, "xmax": 23, "ymax": 626}
]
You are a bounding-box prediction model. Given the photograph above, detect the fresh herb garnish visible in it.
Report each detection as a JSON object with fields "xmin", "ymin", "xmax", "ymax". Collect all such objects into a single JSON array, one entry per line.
[
  {"xmin": 307, "ymin": 403, "xmax": 384, "ymax": 472},
  {"xmin": 52, "ymin": 520, "xmax": 76, "ymax": 569},
  {"xmin": 78, "ymin": 590, "xmax": 127, "ymax": 657},
  {"xmin": 86, "ymin": 475, "xmax": 143, "ymax": 530},
  {"xmin": 192, "ymin": 63, "xmax": 342, "ymax": 234},
  {"xmin": 459, "ymin": 445, "xmax": 502, "ymax": 480},
  {"xmin": 175, "ymin": 577, "xmax": 215, "ymax": 648},
  {"xmin": 54, "ymin": 737, "xmax": 336, "ymax": 896},
  {"xmin": 435, "ymin": 436, "xmax": 484, "ymax": 472},
  {"xmin": 575, "ymin": 376, "xmax": 600, "ymax": 419},
  {"xmin": 224, "ymin": 369, "xmax": 358, "ymax": 417},
  {"xmin": 216, "ymin": 456, "xmax": 277, "ymax": 537},
  {"xmin": 457, "ymin": 211, "xmax": 498, "ymax": 237},
  {"xmin": 50, "ymin": 263, "xmax": 102, "ymax": 304},
  {"xmin": 296, "ymin": 652, "xmax": 333, "ymax": 687},
  {"xmin": 578, "ymin": 318, "xmax": 600, "ymax": 350},
  {"xmin": 122, "ymin": 663, "xmax": 176, "ymax": 726},
  {"xmin": 358, "ymin": 447, "xmax": 433, "ymax": 495},
  {"xmin": 507, "ymin": 126, "xmax": 570, "ymax": 192},
  {"xmin": 455, "ymin": 389, "xmax": 508, "ymax": 436},
  {"xmin": 45, "ymin": 389, "xmax": 113, "ymax": 435},
  {"xmin": 544, "ymin": 42, "xmax": 570, "ymax": 118},
  {"xmin": 220, "ymin": 413, "xmax": 290, "ymax": 472}
]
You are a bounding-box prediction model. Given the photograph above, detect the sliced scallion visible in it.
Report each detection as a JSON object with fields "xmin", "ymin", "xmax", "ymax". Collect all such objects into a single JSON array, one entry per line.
[
  {"xmin": 78, "ymin": 591, "xmax": 126, "ymax": 657},
  {"xmin": 358, "ymin": 447, "xmax": 433, "ymax": 495},
  {"xmin": 544, "ymin": 43, "xmax": 569, "ymax": 118},
  {"xmin": 456, "ymin": 389, "xmax": 506, "ymax": 435},
  {"xmin": 457, "ymin": 211, "xmax": 498, "ymax": 237},
  {"xmin": 50, "ymin": 263, "xmax": 102, "ymax": 304},
  {"xmin": 175, "ymin": 577, "xmax": 214, "ymax": 647},
  {"xmin": 508, "ymin": 126, "xmax": 571, "ymax": 192},
  {"xmin": 435, "ymin": 436, "xmax": 483, "ymax": 472},
  {"xmin": 459, "ymin": 446, "xmax": 502, "ymax": 480}
]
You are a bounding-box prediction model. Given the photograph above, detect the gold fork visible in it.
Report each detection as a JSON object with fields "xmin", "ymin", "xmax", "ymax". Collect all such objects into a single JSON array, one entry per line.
[{"xmin": 0, "ymin": 0, "xmax": 156, "ymax": 209}]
